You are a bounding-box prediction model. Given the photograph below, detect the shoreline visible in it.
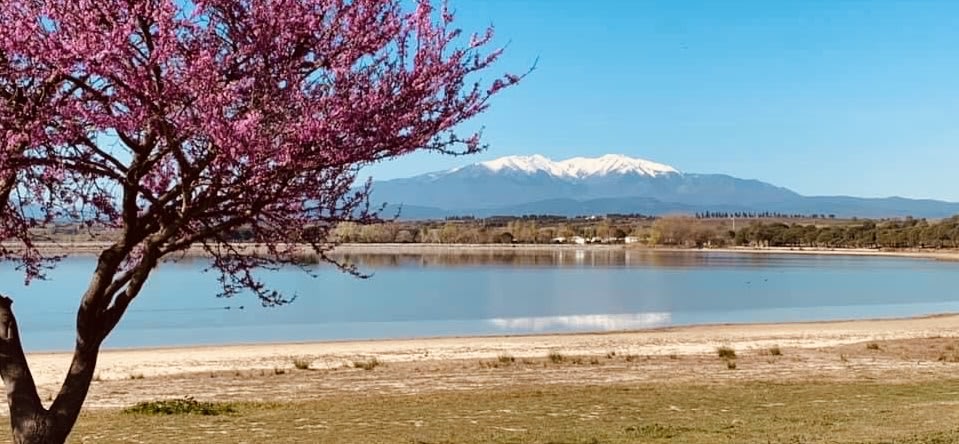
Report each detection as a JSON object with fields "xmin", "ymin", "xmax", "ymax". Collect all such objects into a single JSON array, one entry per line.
[
  {"xmin": 62, "ymin": 310, "xmax": 959, "ymax": 355},
  {"xmin": 22, "ymin": 313, "xmax": 959, "ymax": 385},
  {"xmin": 15, "ymin": 241, "xmax": 959, "ymax": 261}
]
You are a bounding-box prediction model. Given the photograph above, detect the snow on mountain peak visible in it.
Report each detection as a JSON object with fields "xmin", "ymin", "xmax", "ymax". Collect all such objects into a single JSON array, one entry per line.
[{"xmin": 476, "ymin": 154, "xmax": 678, "ymax": 178}]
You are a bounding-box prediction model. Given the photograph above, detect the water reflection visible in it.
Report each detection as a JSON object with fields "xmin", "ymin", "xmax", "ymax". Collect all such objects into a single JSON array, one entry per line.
[
  {"xmin": 488, "ymin": 312, "xmax": 672, "ymax": 332},
  {"xmin": 329, "ymin": 249, "xmax": 856, "ymax": 269}
]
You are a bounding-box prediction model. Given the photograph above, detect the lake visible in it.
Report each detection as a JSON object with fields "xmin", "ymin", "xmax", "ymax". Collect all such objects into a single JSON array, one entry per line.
[{"xmin": 2, "ymin": 249, "xmax": 957, "ymax": 351}]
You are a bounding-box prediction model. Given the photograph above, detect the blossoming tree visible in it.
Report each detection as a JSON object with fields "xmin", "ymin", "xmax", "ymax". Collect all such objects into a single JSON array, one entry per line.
[{"xmin": 0, "ymin": 1, "xmax": 520, "ymax": 441}]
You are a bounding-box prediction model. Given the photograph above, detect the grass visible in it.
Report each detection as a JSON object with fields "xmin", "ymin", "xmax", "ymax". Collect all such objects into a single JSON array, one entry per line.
[
  {"xmin": 292, "ymin": 357, "xmax": 312, "ymax": 370},
  {"xmin": 716, "ymin": 346, "xmax": 736, "ymax": 359},
  {"xmin": 353, "ymin": 357, "xmax": 382, "ymax": 371},
  {"xmin": 122, "ymin": 397, "xmax": 235, "ymax": 416},
  {"xmin": 41, "ymin": 380, "xmax": 959, "ymax": 443}
]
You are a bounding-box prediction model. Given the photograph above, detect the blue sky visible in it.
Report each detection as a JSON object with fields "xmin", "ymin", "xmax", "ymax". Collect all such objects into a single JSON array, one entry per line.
[{"xmin": 363, "ymin": 0, "xmax": 959, "ymax": 201}]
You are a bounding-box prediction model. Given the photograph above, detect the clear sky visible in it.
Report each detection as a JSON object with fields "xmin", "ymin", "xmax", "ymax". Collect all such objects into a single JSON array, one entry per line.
[{"xmin": 362, "ymin": 0, "xmax": 959, "ymax": 201}]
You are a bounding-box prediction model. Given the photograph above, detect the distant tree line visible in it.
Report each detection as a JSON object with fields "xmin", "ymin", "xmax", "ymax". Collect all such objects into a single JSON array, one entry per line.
[
  {"xmin": 695, "ymin": 211, "xmax": 836, "ymax": 219},
  {"xmin": 733, "ymin": 217, "xmax": 959, "ymax": 249}
]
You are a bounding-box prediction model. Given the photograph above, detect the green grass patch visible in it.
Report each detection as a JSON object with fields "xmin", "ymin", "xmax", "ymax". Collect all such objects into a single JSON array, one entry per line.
[{"xmin": 122, "ymin": 397, "xmax": 236, "ymax": 416}]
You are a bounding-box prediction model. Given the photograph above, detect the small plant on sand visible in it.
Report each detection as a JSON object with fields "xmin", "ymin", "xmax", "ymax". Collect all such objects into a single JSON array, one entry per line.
[
  {"xmin": 123, "ymin": 397, "xmax": 236, "ymax": 416},
  {"xmin": 866, "ymin": 343, "xmax": 881, "ymax": 351},
  {"xmin": 128, "ymin": 373, "xmax": 144, "ymax": 380},
  {"xmin": 498, "ymin": 354, "xmax": 515, "ymax": 364},
  {"xmin": 547, "ymin": 351, "xmax": 566, "ymax": 364},
  {"xmin": 353, "ymin": 357, "xmax": 382, "ymax": 371},
  {"xmin": 292, "ymin": 357, "xmax": 312, "ymax": 370},
  {"xmin": 479, "ymin": 360, "xmax": 499, "ymax": 369},
  {"xmin": 624, "ymin": 354, "xmax": 639, "ymax": 362},
  {"xmin": 726, "ymin": 360, "xmax": 737, "ymax": 370},
  {"xmin": 767, "ymin": 346, "xmax": 783, "ymax": 356},
  {"xmin": 606, "ymin": 351, "xmax": 617, "ymax": 359},
  {"xmin": 668, "ymin": 354, "xmax": 679, "ymax": 360},
  {"xmin": 840, "ymin": 353, "xmax": 849, "ymax": 363},
  {"xmin": 273, "ymin": 367, "xmax": 286, "ymax": 375},
  {"xmin": 717, "ymin": 346, "xmax": 737, "ymax": 359},
  {"xmin": 589, "ymin": 357, "xmax": 601, "ymax": 365},
  {"xmin": 938, "ymin": 353, "xmax": 959, "ymax": 363}
]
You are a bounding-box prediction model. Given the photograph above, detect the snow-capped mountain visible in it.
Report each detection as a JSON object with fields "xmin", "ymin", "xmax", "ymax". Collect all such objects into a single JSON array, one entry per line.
[
  {"xmin": 475, "ymin": 154, "xmax": 678, "ymax": 179},
  {"xmin": 369, "ymin": 153, "xmax": 959, "ymax": 219}
]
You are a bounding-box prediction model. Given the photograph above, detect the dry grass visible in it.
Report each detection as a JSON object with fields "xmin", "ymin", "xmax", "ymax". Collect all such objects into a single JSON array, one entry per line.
[{"xmin": 34, "ymin": 380, "xmax": 959, "ymax": 443}]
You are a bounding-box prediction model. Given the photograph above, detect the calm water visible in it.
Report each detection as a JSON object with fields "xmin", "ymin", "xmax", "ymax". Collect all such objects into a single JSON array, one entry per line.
[{"xmin": 1, "ymin": 250, "xmax": 958, "ymax": 351}]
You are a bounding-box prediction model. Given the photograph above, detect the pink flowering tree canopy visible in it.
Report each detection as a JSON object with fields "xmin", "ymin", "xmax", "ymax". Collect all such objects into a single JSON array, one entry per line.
[{"xmin": 0, "ymin": 1, "xmax": 520, "ymax": 442}]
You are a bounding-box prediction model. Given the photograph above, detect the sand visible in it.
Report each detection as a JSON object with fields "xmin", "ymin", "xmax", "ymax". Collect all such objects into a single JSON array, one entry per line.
[{"xmin": 11, "ymin": 314, "xmax": 959, "ymax": 411}]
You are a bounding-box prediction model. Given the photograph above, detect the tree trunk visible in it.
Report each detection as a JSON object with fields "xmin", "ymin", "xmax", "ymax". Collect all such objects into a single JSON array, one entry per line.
[{"xmin": 0, "ymin": 296, "xmax": 100, "ymax": 444}]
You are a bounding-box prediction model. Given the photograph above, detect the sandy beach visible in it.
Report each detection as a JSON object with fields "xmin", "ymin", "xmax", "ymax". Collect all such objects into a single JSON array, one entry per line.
[{"xmin": 12, "ymin": 313, "xmax": 959, "ymax": 412}]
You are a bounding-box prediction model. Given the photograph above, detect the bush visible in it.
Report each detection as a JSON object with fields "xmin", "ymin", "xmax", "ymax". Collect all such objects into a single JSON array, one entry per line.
[
  {"xmin": 717, "ymin": 346, "xmax": 736, "ymax": 359},
  {"xmin": 123, "ymin": 397, "xmax": 235, "ymax": 416},
  {"xmin": 547, "ymin": 351, "xmax": 565, "ymax": 364},
  {"xmin": 293, "ymin": 357, "xmax": 312, "ymax": 370},
  {"xmin": 353, "ymin": 357, "xmax": 382, "ymax": 371}
]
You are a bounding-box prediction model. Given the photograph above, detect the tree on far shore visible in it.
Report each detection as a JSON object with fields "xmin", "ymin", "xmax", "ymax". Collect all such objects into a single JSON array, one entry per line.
[{"xmin": 0, "ymin": 1, "xmax": 521, "ymax": 442}]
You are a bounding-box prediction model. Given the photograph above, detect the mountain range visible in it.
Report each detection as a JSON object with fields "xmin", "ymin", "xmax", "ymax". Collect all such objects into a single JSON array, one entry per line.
[{"xmin": 369, "ymin": 154, "xmax": 959, "ymax": 219}]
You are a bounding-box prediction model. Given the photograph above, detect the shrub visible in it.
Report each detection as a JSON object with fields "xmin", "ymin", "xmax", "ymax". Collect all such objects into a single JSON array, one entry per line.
[
  {"xmin": 292, "ymin": 357, "xmax": 312, "ymax": 370},
  {"xmin": 717, "ymin": 346, "xmax": 736, "ymax": 359},
  {"xmin": 123, "ymin": 397, "xmax": 235, "ymax": 416},
  {"xmin": 497, "ymin": 354, "xmax": 515, "ymax": 364},
  {"xmin": 866, "ymin": 343, "xmax": 881, "ymax": 351},
  {"xmin": 547, "ymin": 351, "xmax": 565, "ymax": 364},
  {"xmin": 353, "ymin": 357, "xmax": 382, "ymax": 371}
]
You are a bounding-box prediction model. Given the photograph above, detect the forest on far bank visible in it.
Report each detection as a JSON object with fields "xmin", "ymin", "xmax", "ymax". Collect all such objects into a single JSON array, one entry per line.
[
  {"xmin": 31, "ymin": 213, "xmax": 959, "ymax": 250},
  {"xmin": 326, "ymin": 214, "xmax": 959, "ymax": 249}
]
